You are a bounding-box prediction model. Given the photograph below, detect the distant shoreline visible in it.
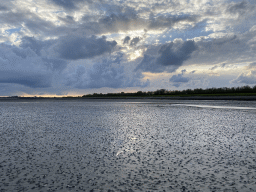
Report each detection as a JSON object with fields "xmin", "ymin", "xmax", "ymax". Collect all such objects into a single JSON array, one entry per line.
[
  {"xmin": 80, "ymin": 96, "xmax": 256, "ymax": 100},
  {"xmin": 1, "ymin": 95, "xmax": 256, "ymax": 101}
]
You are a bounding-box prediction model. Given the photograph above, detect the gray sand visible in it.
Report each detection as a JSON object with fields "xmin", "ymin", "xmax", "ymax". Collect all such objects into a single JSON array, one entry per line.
[{"xmin": 0, "ymin": 100, "xmax": 256, "ymax": 191}]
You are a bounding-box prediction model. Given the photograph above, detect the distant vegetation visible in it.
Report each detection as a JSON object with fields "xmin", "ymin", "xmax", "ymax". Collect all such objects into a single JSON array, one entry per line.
[{"xmin": 82, "ymin": 85, "xmax": 256, "ymax": 98}]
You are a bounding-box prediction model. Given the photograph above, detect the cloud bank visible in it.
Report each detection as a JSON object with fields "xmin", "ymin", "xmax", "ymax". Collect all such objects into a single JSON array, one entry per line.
[{"xmin": 0, "ymin": 0, "xmax": 256, "ymax": 95}]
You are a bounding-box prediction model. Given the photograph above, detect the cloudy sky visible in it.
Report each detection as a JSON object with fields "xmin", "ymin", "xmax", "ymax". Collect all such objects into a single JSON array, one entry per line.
[{"xmin": 0, "ymin": 0, "xmax": 256, "ymax": 96}]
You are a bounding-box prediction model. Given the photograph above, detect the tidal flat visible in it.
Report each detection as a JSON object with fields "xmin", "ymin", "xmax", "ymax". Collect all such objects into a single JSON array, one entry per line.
[{"xmin": 0, "ymin": 100, "xmax": 256, "ymax": 191}]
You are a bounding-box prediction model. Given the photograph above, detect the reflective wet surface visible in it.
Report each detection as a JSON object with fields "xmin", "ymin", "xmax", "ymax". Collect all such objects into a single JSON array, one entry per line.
[{"xmin": 0, "ymin": 100, "xmax": 256, "ymax": 191}]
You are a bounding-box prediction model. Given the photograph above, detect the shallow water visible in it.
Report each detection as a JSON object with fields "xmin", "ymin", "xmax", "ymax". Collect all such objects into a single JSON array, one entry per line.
[{"xmin": 0, "ymin": 100, "xmax": 256, "ymax": 192}]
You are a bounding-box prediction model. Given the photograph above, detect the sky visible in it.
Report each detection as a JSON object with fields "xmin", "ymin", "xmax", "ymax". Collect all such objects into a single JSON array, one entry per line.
[{"xmin": 0, "ymin": 0, "xmax": 256, "ymax": 96}]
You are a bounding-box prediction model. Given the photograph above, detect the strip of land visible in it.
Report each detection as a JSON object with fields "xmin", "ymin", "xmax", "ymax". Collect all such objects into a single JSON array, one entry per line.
[
  {"xmin": 1, "ymin": 95, "xmax": 256, "ymax": 101},
  {"xmin": 2, "ymin": 85, "xmax": 256, "ymax": 101}
]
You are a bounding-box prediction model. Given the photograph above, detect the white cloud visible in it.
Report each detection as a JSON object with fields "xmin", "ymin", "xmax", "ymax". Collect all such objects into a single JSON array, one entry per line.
[{"xmin": 231, "ymin": 70, "xmax": 256, "ymax": 84}]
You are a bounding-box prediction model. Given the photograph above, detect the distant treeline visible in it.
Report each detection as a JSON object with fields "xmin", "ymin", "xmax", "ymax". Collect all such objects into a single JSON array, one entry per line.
[{"xmin": 82, "ymin": 85, "xmax": 256, "ymax": 97}]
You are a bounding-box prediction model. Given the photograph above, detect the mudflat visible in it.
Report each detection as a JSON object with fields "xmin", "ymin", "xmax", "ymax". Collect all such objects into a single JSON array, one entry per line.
[{"xmin": 1, "ymin": 100, "xmax": 256, "ymax": 191}]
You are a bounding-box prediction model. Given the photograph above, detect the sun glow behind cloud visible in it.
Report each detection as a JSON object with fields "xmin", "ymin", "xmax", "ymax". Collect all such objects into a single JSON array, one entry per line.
[{"xmin": 128, "ymin": 49, "xmax": 144, "ymax": 61}]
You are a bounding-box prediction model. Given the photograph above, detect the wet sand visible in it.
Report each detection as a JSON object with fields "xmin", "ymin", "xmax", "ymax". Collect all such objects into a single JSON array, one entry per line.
[{"xmin": 0, "ymin": 100, "xmax": 256, "ymax": 191}]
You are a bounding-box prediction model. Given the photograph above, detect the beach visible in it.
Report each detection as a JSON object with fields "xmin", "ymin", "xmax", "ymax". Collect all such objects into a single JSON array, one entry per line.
[{"xmin": 1, "ymin": 100, "xmax": 256, "ymax": 191}]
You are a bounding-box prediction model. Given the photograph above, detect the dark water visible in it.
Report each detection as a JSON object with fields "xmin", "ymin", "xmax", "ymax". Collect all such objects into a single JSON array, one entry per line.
[{"xmin": 0, "ymin": 100, "xmax": 256, "ymax": 192}]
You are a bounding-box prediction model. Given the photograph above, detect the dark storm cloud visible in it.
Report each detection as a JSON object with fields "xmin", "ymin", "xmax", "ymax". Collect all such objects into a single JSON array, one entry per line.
[
  {"xmin": 50, "ymin": 0, "xmax": 93, "ymax": 10},
  {"xmin": 0, "ymin": 1, "xmax": 12, "ymax": 12},
  {"xmin": 169, "ymin": 70, "xmax": 190, "ymax": 87},
  {"xmin": 227, "ymin": 1, "xmax": 248, "ymax": 15},
  {"xmin": 20, "ymin": 35, "xmax": 117, "ymax": 61},
  {"xmin": 148, "ymin": 14, "xmax": 199, "ymax": 30},
  {"xmin": 18, "ymin": 37, "xmax": 67, "ymax": 71},
  {"xmin": 63, "ymin": 52, "xmax": 149, "ymax": 89},
  {"xmin": 136, "ymin": 40, "xmax": 197, "ymax": 73},
  {"xmin": 42, "ymin": 58, "xmax": 68, "ymax": 72},
  {"xmin": 0, "ymin": 5, "xmax": 7, "ymax": 11},
  {"xmin": 24, "ymin": 19, "xmax": 56, "ymax": 35},
  {"xmin": 0, "ymin": 44, "xmax": 53, "ymax": 88},
  {"xmin": 0, "ymin": 71, "xmax": 52, "ymax": 88},
  {"xmin": 130, "ymin": 37, "xmax": 141, "ymax": 46},
  {"xmin": 170, "ymin": 74, "xmax": 189, "ymax": 83},
  {"xmin": 20, "ymin": 36, "xmax": 47, "ymax": 56},
  {"xmin": 83, "ymin": 63, "xmax": 125, "ymax": 89},
  {"xmin": 65, "ymin": 58, "xmax": 149, "ymax": 89},
  {"xmin": 136, "ymin": 54, "xmax": 167, "ymax": 73},
  {"xmin": 123, "ymin": 36, "xmax": 130, "ymax": 44},
  {"xmin": 56, "ymin": 35, "xmax": 117, "ymax": 60},
  {"xmin": 83, "ymin": 55, "xmax": 126, "ymax": 89},
  {"xmin": 51, "ymin": 0, "xmax": 78, "ymax": 10},
  {"xmin": 189, "ymin": 31, "xmax": 256, "ymax": 65},
  {"xmin": 157, "ymin": 40, "xmax": 197, "ymax": 66},
  {"xmin": 11, "ymin": 46, "xmax": 36, "ymax": 59}
]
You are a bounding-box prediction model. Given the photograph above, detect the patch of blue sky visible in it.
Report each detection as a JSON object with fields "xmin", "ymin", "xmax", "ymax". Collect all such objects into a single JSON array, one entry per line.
[
  {"xmin": 157, "ymin": 21, "xmax": 213, "ymax": 44},
  {"xmin": 54, "ymin": 10, "xmax": 64, "ymax": 14},
  {"xmin": 104, "ymin": 33, "xmax": 121, "ymax": 39},
  {"xmin": 5, "ymin": 28, "xmax": 21, "ymax": 35}
]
